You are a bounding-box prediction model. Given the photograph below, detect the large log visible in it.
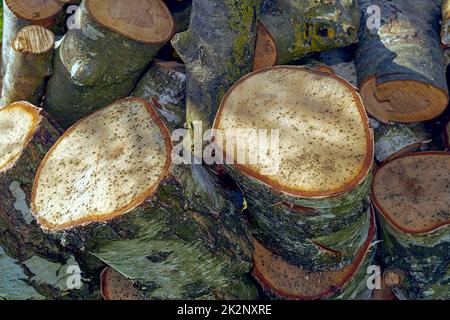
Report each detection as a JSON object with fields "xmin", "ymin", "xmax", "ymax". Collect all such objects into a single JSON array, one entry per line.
[
  {"xmin": 356, "ymin": 0, "xmax": 448, "ymax": 124},
  {"xmin": 253, "ymin": 0, "xmax": 360, "ymax": 71},
  {"xmin": 31, "ymin": 97, "xmax": 258, "ymax": 300},
  {"xmin": 171, "ymin": 0, "xmax": 260, "ymax": 146},
  {"xmin": 132, "ymin": 60, "xmax": 186, "ymax": 133},
  {"xmin": 253, "ymin": 206, "xmax": 376, "ymax": 300},
  {"xmin": 0, "ymin": 102, "xmax": 99, "ymax": 299},
  {"xmin": 373, "ymin": 152, "xmax": 450, "ymax": 299},
  {"xmin": 1, "ymin": 0, "xmax": 67, "ymax": 76},
  {"xmin": 1, "ymin": 25, "xmax": 54, "ymax": 107},
  {"xmin": 44, "ymin": 0, "xmax": 175, "ymax": 128},
  {"xmin": 213, "ymin": 66, "xmax": 374, "ymax": 272}
]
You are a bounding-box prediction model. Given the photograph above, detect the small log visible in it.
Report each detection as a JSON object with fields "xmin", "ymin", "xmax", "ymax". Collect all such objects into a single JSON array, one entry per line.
[
  {"xmin": 356, "ymin": 0, "xmax": 448, "ymax": 124},
  {"xmin": 1, "ymin": 0, "xmax": 66, "ymax": 75},
  {"xmin": 1, "ymin": 25, "xmax": 54, "ymax": 107},
  {"xmin": 31, "ymin": 97, "xmax": 257, "ymax": 300},
  {"xmin": 253, "ymin": 0, "xmax": 360, "ymax": 70},
  {"xmin": 213, "ymin": 66, "xmax": 374, "ymax": 272},
  {"xmin": 373, "ymin": 152, "xmax": 450, "ymax": 299},
  {"xmin": 100, "ymin": 267, "xmax": 144, "ymax": 300},
  {"xmin": 369, "ymin": 119, "xmax": 428, "ymax": 163},
  {"xmin": 253, "ymin": 206, "xmax": 376, "ymax": 300},
  {"xmin": 0, "ymin": 102, "xmax": 97, "ymax": 299},
  {"xmin": 132, "ymin": 60, "xmax": 186, "ymax": 132},
  {"xmin": 44, "ymin": 0, "xmax": 175, "ymax": 128},
  {"xmin": 171, "ymin": 0, "xmax": 260, "ymax": 143}
]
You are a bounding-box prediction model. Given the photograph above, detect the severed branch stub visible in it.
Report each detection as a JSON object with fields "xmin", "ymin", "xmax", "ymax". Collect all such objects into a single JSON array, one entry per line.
[
  {"xmin": 100, "ymin": 267, "xmax": 144, "ymax": 300},
  {"xmin": 44, "ymin": 0, "xmax": 175, "ymax": 128},
  {"xmin": 213, "ymin": 66, "xmax": 374, "ymax": 272},
  {"xmin": 253, "ymin": 0, "xmax": 360, "ymax": 70},
  {"xmin": 31, "ymin": 97, "xmax": 257, "ymax": 300},
  {"xmin": 1, "ymin": 25, "xmax": 55, "ymax": 107},
  {"xmin": 356, "ymin": 0, "xmax": 448, "ymax": 124},
  {"xmin": 373, "ymin": 152, "xmax": 450, "ymax": 299}
]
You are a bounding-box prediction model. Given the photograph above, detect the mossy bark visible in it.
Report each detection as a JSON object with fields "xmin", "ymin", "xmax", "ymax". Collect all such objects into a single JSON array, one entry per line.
[
  {"xmin": 171, "ymin": 0, "xmax": 260, "ymax": 147},
  {"xmin": 258, "ymin": 0, "xmax": 360, "ymax": 65},
  {"xmin": 0, "ymin": 112, "xmax": 99, "ymax": 299},
  {"xmin": 377, "ymin": 212, "xmax": 450, "ymax": 299},
  {"xmin": 44, "ymin": 1, "xmax": 163, "ymax": 128},
  {"xmin": 225, "ymin": 163, "xmax": 373, "ymax": 272},
  {"xmin": 43, "ymin": 164, "xmax": 257, "ymax": 300},
  {"xmin": 132, "ymin": 60, "xmax": 186, "ymax": 133},
  {"xmin": 1, "ymin": 29, "xmax": 54, "ymax": 108}
]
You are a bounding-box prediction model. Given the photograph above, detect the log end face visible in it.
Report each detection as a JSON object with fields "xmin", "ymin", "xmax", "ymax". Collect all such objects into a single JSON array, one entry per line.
[
  {"xmin": 101, "ymin": 267, "xmax": 144, "ymax": 300},
  {"xmin": 12, "ymin": 25, "xmax": 55, "ymax": 55},
  {"xmin": 31, "ymin": 97, "xmax": 173, "ymax": 231},
  {"xmin": 85, "ymin": 0, "xmax": 175, "ymax": 44},
  {"xmin": 373, "ymin": 152, "xmax": 450, "ymax": 234},
  {"xmin": 5, "ymin": 0, "xmax": 66, "ymax": 21},
  {"xmin": 0, "ymin": 101, "xmax": 41, "ymax": 173}
]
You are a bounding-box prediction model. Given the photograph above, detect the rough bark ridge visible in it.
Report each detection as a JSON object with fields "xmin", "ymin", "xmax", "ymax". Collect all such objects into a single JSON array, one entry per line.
[
  {"xmin": 44, "ymin": 0, "xmax": 174, "ymax": 128},
  {"xmin": 0, "ymin": 103, "xmax": 99, "ymax": 299},
  {"xmin": 171, "ymin": 0, "xmax": 260, "ymax": 148},
  {"xmin": 356, "ymin": 0, "xmax": 448, "ymax": 123},
  {"xmin": 253, "ymin": 0, "xmax": 360, "ymax": 70},
  {"xmin": 132, "ymin": 60, "xmax": 186, "ymax": 133},
  {"xmin": 1, "ymin": 26, "xmax": 55, "ymax": 108}
]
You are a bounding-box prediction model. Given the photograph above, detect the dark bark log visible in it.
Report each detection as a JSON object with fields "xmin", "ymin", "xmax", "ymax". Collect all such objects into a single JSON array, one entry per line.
[
  {"xmin": 171, "ymin": 0, "xmax": 260, "ymax": 147},
  {"xmin": 356, "ymin": 0, "xmax": 448, "ymax": 124}
]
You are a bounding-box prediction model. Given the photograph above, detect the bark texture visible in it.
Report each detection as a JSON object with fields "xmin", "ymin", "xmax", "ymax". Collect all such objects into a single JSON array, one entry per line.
[
  {"xmin": 442, "ymin": 0, "xmax": 450, "ymax": 46},
  {"xmin": 132, "ymin": 60, "xmax": 186, "ymax": 132},
  {"xmin": 356, "ymin": 0, "xmax": 448, "ymax": 123},
  {"xmin": 1, "ymin": 26, "xmax": 54, "ymax": 108},
  {"xmin": 254, "ymin": 0, "xmax": 360, "ymax": 70},
  {"xmin": 171, "ymin": 0, "xmax": 260, "ymax": 146},
  {"xmin": 44, "ymin": 0, "xmax": 171, "ymax": 128}
]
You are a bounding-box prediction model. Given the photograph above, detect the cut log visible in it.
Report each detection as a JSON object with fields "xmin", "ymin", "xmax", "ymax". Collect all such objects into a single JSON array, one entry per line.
[
  {"xmin": 0, "ymin": 101, "xmax": 98, "ymax": 299},
  {"xmin": 213, "ymin": 66, "xmax": 374, "ymax": 272},
  {"xmin": 253, "ymin": 206, "xmax": 376, "ymax": 300},
  {"xmin": 356, "ymin": 0, "xmax": 448, "ymax": 124},
  {"xmin": 31, "ymin": 97, "xmax": 257, "ymax": 300},
  {"xmin": 44, "ymin": 0, "xmax": 175, "ymax": 128},
  {"xmin": 252, "ymin": 0, "xmax": 360, "ymax": 70},
  {"xmin": 171, "ymin": 0, "xmax": 260, "ymax": 145},
  {"xmin": 1, "ymin": 0, "xmax": 66, "ymax": 75},
  {"xmin": 369, "ymin": 119, "xmax": 429, "ymax": 163},
  {"xmin": 1, "ymin": 25, "xmax": 54, "ymax": 107},
  {"xmin": 373, "ymin": 152, "xmax": 450, "ymax": 299},
  {"xmin": 101, "ymin": 267, "xmax": 144, "ymax": 300},
  {"xmin": 132, "ymin": 60, "xmax": 186, "ymax": 132},
  {"xmin": 442, "ymin": 0, "xmax": 450, "ymax": 46}
]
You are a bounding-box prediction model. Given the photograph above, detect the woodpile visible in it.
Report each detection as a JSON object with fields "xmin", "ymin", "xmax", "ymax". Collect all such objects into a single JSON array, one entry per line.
[{"xmin": 0, "ymin": 0, "xmax": 449, "ymax": 301}]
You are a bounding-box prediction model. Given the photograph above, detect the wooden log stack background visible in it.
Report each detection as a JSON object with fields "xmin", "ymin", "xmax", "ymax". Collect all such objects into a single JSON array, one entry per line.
[{"xmin": 0, "ymin": 0, "xmax": 449, "ymax": 300}]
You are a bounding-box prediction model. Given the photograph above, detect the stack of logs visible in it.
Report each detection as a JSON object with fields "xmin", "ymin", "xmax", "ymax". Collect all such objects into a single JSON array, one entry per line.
[{"xmin": 0, "ymin": 0, "xmax": 449, "ymax": 300}]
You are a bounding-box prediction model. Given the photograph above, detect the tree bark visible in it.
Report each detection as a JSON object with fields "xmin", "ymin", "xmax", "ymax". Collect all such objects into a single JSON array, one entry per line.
[
  {"xmin": 253, "ymin": 0, "xmax": 360, "ymax": 70},
  {"xmin": 171, "ymin": 0, "xmax": 260, "ymax": 146},
  {"xmin": 132, "ymin": 60, "xmax": 186, "ymax": 133},
  {"xmin": 442, "ymin": 0, "xmax": 450, "ymax": 46},
  {"xmin": 44, "ymin": 0, "xmax": 175, "ymax": 129},
  {"xmin": 373, "ymin": 152, "xmax": 450, "ymax": 299},
  {"xmin": 1, "ymin": 26, "xmax": 54, "ymax": 108},
  {"xmin": 31, "ymin": 97, "xmax": 258, "ymax": 300},
  {"xmin": 0, "ymin": 102, "xmax": 99, "ymax": 299},
  {"xmin": 252, "ymin": 206, "xmax": 376, "ymax": 300},
  {"xmin": 356, "ymin": 0, "xmax": 448, "ymax": 124}
]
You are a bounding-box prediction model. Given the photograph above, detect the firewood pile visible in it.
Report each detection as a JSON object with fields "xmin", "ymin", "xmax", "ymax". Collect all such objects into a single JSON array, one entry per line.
[{"xmin": 0, "ymin": 0, "xmax": 449, "ymax": 300}]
